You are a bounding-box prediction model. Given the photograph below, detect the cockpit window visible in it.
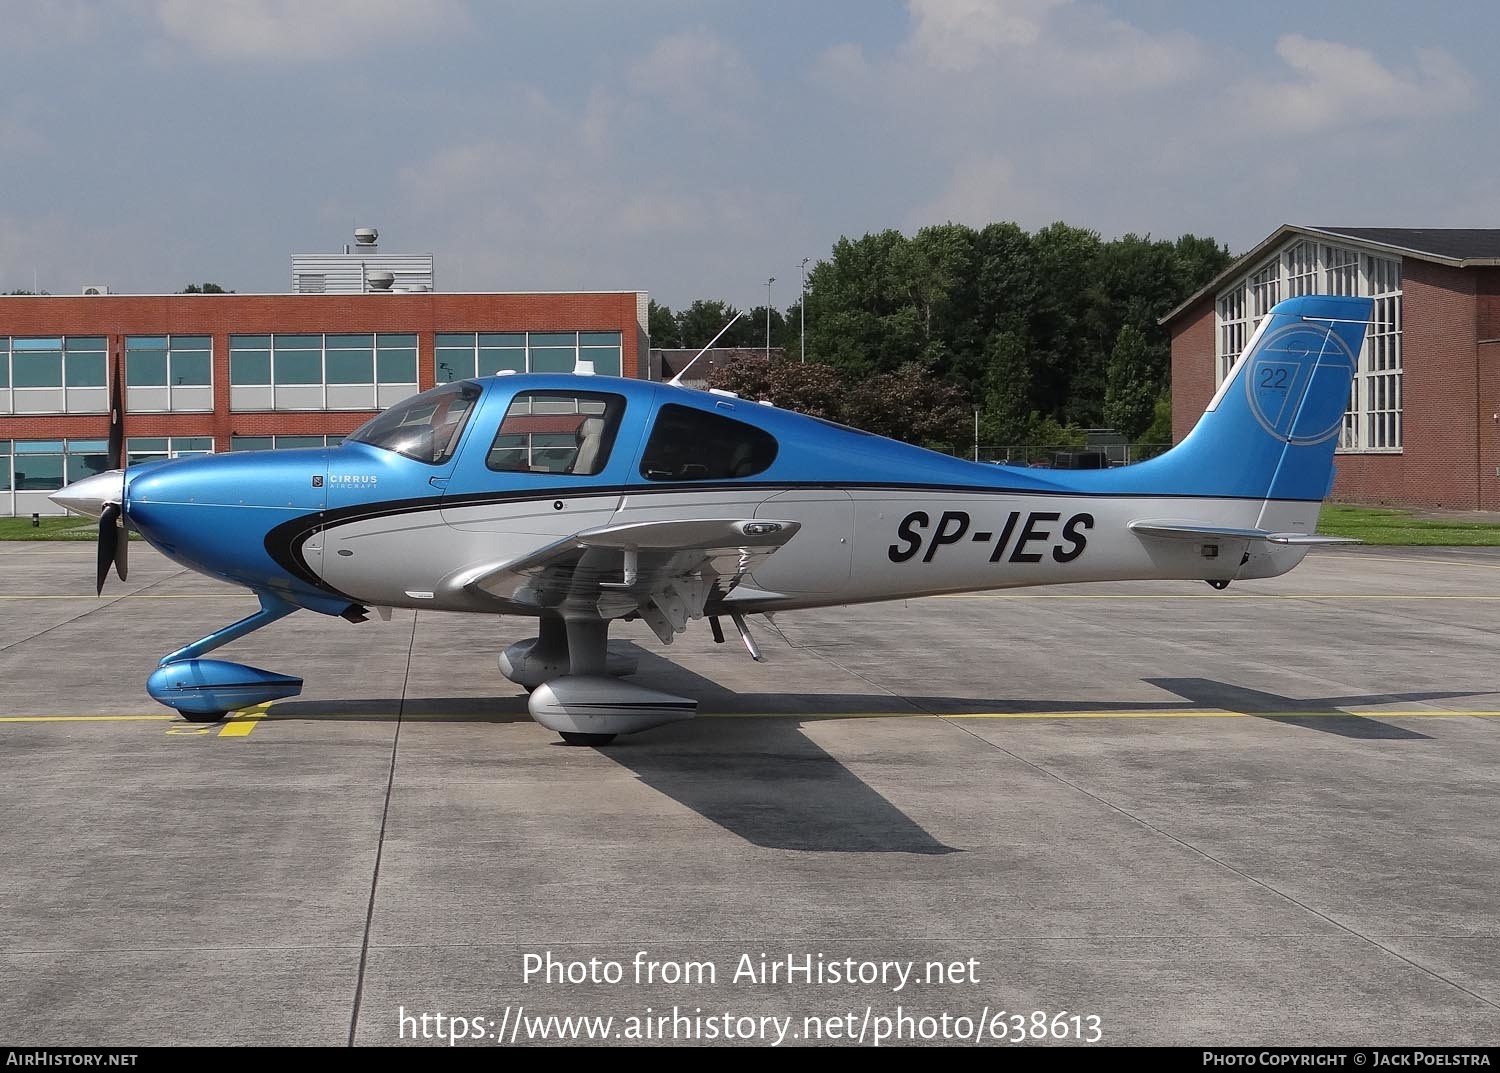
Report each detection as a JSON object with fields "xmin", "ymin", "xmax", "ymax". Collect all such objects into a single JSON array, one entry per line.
[
  {"xmin": 639, "ymin": 403, "xmax": 778, "ymax": 481},
  {"xmin": 346, "ymin": 380, "xmax": 481, "ymax": 465},
  {"xmin": 487, "ymin": 392, "xmax": 626, "ymax": 475}
]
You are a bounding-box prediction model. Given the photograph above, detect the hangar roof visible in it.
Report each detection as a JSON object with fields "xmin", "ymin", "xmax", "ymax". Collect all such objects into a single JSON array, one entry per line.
[{"xmin": 1161, "ymin": 224, "xmax": 1500, "ymax": 327}]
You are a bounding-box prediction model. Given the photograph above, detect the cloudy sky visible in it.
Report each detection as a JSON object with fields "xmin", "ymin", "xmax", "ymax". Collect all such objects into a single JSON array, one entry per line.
[{"xmin": 1, "ymin": 1, "xmax": 1495, "ymax": 309}]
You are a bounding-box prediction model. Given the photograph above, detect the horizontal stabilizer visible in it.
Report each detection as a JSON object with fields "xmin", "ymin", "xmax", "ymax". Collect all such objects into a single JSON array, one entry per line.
[{"xmin": 1129, "ymin": 520, "xmax": 1360, "ymax": 546}]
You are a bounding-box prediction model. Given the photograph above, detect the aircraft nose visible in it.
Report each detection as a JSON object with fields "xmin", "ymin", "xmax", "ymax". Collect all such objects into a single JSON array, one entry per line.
[{"xmin": 49, "ymin": 469, "xmax": 125, "ymax": 520}]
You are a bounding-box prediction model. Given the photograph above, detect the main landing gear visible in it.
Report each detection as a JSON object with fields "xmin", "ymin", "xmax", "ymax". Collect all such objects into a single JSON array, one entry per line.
[{"xmin": 498, "ymin": 613, "xmax": 698, "ymax": 745}]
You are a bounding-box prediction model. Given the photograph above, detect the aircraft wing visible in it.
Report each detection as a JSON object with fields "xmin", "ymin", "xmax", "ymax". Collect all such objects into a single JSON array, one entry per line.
[
  {"xmin": 452, "ymin": 518, "xmax": 801, "ymax": 643},
  {"xmin": 1128, "ymin": 520, "xmax": 1360, "ymax": 546}
]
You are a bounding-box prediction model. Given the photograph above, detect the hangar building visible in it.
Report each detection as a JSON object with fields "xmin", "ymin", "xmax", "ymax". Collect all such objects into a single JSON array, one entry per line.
[{"xmin": 1164, "ymin": 226, "xmax": 1500, "ymax": 510}]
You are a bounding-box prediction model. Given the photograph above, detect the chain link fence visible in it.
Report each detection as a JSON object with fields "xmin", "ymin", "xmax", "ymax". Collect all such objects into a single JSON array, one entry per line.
[{"xmin": 967, "ymin": 443, "xmax": 1171, "ymax": 468}]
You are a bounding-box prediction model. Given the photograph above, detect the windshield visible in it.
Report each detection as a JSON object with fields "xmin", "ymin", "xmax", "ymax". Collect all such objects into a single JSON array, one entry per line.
[{"xmin": 346, "ymin": 381, "xmax": 482, "ymax": 464}]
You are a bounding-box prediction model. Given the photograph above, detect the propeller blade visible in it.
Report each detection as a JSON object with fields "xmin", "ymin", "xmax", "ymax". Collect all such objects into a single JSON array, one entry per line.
[
  {"xmin": 97, "ymin": 502, "xmax": 121, "ymax": 595},
  {"xmin": 106, "ymin": 371, "xmax": 124, "ymax": 470},
  {"xmin": 115, "ymin": 515, "xmax": 129, "ymax": 583}
]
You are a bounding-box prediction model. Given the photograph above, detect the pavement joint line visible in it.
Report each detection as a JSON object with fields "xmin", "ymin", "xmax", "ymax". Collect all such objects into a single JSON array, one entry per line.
[
  {"xmin": 0, "ymin": 566, "xmax": 192, "ymax": 655},
  {"xmin": 347, "ymin": 608, "xmax": 417, "ymax": 1047},
  {"xmin": 1346, "ymin": 553, "xmax": 1500, "ymax": 573},
  {"xmin": 937, "ymin": 717, "xmax": 1500, "ymax": 1014},
  {"xmin": 15, "ymin": 933, "xmax": 1484, "ymax": 955}
]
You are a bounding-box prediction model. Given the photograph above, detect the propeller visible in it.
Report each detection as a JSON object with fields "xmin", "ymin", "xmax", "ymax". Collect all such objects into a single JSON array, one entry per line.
[{"xmin": 96, "ymin": 362, "xmax": 128, "ymax": 593}]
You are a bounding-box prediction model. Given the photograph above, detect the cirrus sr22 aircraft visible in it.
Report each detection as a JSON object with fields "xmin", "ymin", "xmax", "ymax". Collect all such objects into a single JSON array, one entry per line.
[{"xmin": 53, "ymin": 295, "xmax": 1370, "ymax": 745}]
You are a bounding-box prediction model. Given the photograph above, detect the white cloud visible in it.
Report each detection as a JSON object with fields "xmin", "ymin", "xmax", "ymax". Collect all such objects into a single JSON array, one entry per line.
[
  {"xmin": 152, "ymin": 0, "xmax": 464, "ymax": 61},
  {"xmin": 1236, "ymin": 34, "xmax": 1475, "ymax": 133},
  {"xmin": 906, "ymin": 154, "xmax": 1058, "ymax": 231},
  {"xmin": 625, "ymin": 26, "xmax": 755, "ymax": 126},
  {"xmin": 909, "ymin": 0, "xmax": 1062, "ymax": 70},
  {"xmin": 901, "ymin": 0, "xmax": 1203, "ymax": 93},
  {"xmin": 0, "ymin": 0, "xmax": 105, "ymax": 52}
]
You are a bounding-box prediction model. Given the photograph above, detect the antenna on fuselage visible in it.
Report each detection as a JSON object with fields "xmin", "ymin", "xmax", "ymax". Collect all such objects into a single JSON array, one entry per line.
[{"xmin": 668, "ymin": 309, "xmax": 747, "ymax": 388}]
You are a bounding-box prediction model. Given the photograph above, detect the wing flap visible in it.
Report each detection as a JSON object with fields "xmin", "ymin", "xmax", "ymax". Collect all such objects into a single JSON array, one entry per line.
[{"xmin": 450, "ymin": 518, "xmax": 801, "ymax": 641}]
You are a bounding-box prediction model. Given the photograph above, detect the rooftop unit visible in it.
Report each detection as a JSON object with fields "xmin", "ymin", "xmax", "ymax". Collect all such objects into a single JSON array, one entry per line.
[{"xmin": 291, "ymin": 227, "xmax": 435, "ymax": 294}]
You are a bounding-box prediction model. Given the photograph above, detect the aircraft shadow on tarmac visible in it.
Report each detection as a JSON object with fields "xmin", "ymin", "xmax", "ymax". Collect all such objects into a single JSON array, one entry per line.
[
  {"xmin": 267, "ymin": 647, "xmax": 960, "ymax": 855},
  {"xmin": 264, "ymin": 646, "xmax": 1490, "ymax": 849}
]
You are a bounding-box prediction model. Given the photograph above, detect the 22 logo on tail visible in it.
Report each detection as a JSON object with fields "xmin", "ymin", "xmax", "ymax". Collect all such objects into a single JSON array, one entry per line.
[{"xmin": 888, "ymin": 509, "xmax": 1093, "ymax": 565}]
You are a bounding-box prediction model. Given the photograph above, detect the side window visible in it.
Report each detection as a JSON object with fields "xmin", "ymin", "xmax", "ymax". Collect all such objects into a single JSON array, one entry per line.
[
  {"xmin": 486, "ymin": 392, "xmax": 625, "ymax": 476},
  {"xmin": 640, "ymin": 403, "xmax": 778, "ymax": 481}
]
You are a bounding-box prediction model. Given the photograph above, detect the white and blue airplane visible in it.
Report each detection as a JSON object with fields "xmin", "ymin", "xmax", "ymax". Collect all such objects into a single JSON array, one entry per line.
[{"xmin": 53, "ymin": 295, "xmax": 1371, "ymax": 744}]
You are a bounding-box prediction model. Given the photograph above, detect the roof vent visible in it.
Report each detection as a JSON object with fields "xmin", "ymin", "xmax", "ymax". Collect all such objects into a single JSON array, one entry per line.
[
  {"xmin": 353, "ymin": 227, "xmax": 378, "ymax": 246},
  {"xmin": 366, "ymin": 271, "xmax": 395, "ymax": 292}
]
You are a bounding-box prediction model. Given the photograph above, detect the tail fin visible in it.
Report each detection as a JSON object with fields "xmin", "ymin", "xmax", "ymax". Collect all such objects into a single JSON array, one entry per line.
[{"xmin": 1120, "ymin": 294, "xmax": 1372, "ymax": 501}]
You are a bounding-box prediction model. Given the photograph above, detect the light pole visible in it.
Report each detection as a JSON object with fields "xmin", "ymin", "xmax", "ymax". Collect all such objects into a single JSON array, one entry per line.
[
  {"xmin": 798, "ymin": 257, "xmax": 809, "ymax": 364},
  {"xmin": 973, "ymin": 403, "xmax": 982, "ymax": 462},
  {"xmin": 765, "ymin": 277, "xmax": 775, "ymax": 360}
]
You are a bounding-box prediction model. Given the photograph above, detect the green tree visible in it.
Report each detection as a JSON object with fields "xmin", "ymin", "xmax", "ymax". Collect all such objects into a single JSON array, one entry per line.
[
  {"xmin": 648, "ymin": 299, "xmax": 682, "ymax": 347},
  {"xmin": 980, "ymin": 329, "xmax": 1031, "ymax": 446},
  {"xmin": 1141, "ymin": 392, "xmax": 1173, "ymax": 447},
  {"xmin": 180, "ymin": 283, "xmax": 232, "ymax": 293},
  {"xmin": 1102, "ymin": 323, "xmax": 1160, "ymax": 439},
  {"xmin": 743, "ymin": 306, "xmax": 787, "ymax": 353},
  {"xmin": 690, "ymin": 218, "xmax": 1231, "ymax": 450},
  {"xmin": 806, "ymin": 229, "xmax": 923, "ymax": 376},
  {"xmin": 676, "ymin": 299, "xmax": 743, "ymax": 348}
]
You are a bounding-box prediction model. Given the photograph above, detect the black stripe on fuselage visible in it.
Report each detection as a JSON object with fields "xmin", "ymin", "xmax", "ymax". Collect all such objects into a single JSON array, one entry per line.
[{"xmin": 262, "ymin": 480, "xmax": 1317, "ymax": 599}]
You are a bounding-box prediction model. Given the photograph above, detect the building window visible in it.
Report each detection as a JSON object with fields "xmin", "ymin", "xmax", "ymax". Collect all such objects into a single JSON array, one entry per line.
[
  {"xmin": 3, "ymin": 337, "xmax": 108, "ymax": 414},
  {"xmin": 1215, "ymin": 238, "xmax": 1403, "ymax": 452},
  {"xmin": 1216, "ymin": 289, "xmax": 1247, "ymax": 383},
  {"xmin": 1283, "ymin": 240, "xmax": 1317, "ymax": 297},
  {"xmin": 125, "ymin": 437, "xmax": 214, "ymax": 466},
  {"xmin": 1248, "ymin": 260, "xmax": 1280, "ymax": 326},
  {"xmin": 8, "ymin": 439, "xmax": 108, "ymax": 491},
  {"xmin": 1323, "ymin": 245, "xmax": 1359, "ymax": 296},
  {"xmin": 436, "ymin": 331, "xmax": 623, "ymax": 381},
  {"xmin": 229, "ymin": 435, "xmax": 342, "ymax": 452},
  {"xmin": 126, "ymin": 336, "xmax": 213, "ymax": 412},
  {"xmin": 1360, "ymin": 257, "xmax": 1402, "ymax": 451},
  {"xmin": 229, "ymin": 333, "xmax": 420, "ymax": 412},
  {"xmin": 0, "ymin": 440, "xmax": 10, "ymax": 493}
]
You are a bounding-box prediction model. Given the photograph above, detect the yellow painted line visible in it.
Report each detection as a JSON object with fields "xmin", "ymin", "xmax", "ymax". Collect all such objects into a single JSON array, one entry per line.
[
  {"xmin": 700, "ymin": 709, "xmax": 1500, "ymax": 720},
  {"xmin": 6, "ymin": 708, "xmax": 1500, "ymax": 727},
  {"xmin": 218, "ymin": 702, "xmax": 272, "ymax": 738},
  {"xmin": 0, "ymin": 595, "xmax": 242, "ymax": 600},
  {"xmin": 0, "ymin": 714, "xmax": 176, "ymax": 723},
  {"xmin": 932, "ymin": 593, "xmax": 1500, "ymax": 600}
]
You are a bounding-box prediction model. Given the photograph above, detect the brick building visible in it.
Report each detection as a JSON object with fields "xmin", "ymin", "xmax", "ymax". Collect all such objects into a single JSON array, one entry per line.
[
  {"xmin": 0, "ymin": 290, "xmax": 650, "ymax": 516},
  {"xmin": 1164, "ymin": 226, "xmax": 1500, "ymax": 510}
]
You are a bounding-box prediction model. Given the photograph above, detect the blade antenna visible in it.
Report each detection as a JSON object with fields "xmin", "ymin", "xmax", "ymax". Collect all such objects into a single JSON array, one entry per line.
[{"xmin": 668, "ymin": 309, "xmax": 747, "ymax": 387}]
